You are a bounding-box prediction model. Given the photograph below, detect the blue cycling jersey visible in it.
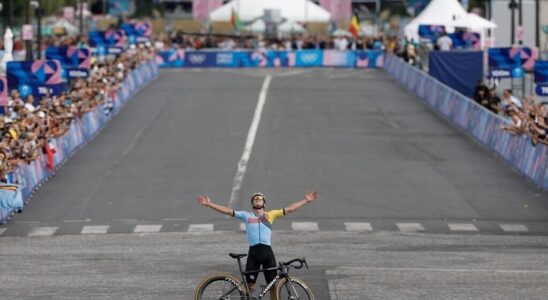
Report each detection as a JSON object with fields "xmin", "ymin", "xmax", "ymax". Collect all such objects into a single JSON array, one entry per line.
[{"xmin": 234, "ymin": 209, "xmax": 285, "ymax": 246}]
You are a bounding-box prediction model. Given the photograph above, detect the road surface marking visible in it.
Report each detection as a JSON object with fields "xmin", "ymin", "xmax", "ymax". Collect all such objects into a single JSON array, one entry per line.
[
  {"xmin": 81, "ymin": 225, "xmax": 109, "ymax": 235},
  {"xmin": 448, "ymin": 223, "xmax": 478, "ymax": 231},
  {"xmin": 28, "ymin": 227, "xmax": 58, "ymax": 237},
  {"xmin": 133, "ymin": 225, "xmax": 162, "ymax": 233},
  {"xmin": 188, "ymin": 224, "xmax": 214, "ymax": 232},
  {"xmin": 500, "ymin": 224, "xmax": 528, "ymax": 232},
  {"xmin": 228, "ymin": 75, "xmax": 272, "ymax": 209},
  {"xmin": 292, "ymin": 222, "xmax": 319, "ymax": 231}
]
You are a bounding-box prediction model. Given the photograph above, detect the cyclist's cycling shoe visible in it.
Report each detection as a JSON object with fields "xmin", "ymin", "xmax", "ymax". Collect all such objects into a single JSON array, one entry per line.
[{"xmin": 229, "ymin": 253, "xmax": 247, "ymax": 259}]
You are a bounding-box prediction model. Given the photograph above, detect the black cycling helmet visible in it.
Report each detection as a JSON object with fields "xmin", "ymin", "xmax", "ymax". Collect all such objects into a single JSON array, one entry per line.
[{"xmin": 250, "ymin": 193, "xmax": 266, "ymax": 204}]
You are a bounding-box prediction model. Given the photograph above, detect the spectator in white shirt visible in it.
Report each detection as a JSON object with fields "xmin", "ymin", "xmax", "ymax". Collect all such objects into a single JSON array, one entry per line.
[
  {"xmin": 436, "ymin": 33, "xmax": 453, "ymax": 51},
  {"xmin": 334, "ymin": 36, "xmax": 349, "ymax": 50},
  {"xmin": 502, "ymin": 89, "xmax": 523, "ymax": 117}
]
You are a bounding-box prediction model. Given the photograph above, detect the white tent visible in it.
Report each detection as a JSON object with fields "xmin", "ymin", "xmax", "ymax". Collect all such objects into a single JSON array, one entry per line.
[
  {"xmin": 404, "ymin": 0, "xmax": 468, "ymax": 41},
  {"xmin": 404, "ymin": 0, "xmax": 497, "ymax": 48},
  {"xmin": 245, "ymin": 19, "xmax": 306, "ymax": 34},
  {"xmin": 245, "ymin": 19, "xmax": 266, "ymax": 33},
  {"xmin": 209, "ymin": 0, "xmax": 331, "ymax": 22},
  {"xmin": 277, "ymin": 20, "xmax": 305, "ymax": 33},
  {"xmin": 450, "ymin": 13, "xmax": 497, "ymax": 31}
]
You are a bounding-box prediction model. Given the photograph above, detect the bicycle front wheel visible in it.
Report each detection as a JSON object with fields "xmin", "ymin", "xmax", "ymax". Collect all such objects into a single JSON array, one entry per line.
[
  {"xmin": 275, "ymin": 276, "xmax": 315, "ymax": 300},
  {"xmin": 194, "ymin": 273, "xmax": 246, "ymax": 300}
]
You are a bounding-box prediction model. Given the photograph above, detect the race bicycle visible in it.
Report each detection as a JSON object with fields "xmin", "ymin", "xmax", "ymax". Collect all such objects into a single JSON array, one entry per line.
[{"xmin": 194, "ymin": 253, "xmax": 314, "ymax": 299}]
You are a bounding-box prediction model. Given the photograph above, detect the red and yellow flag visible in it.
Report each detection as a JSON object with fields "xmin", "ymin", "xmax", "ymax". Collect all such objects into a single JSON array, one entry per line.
[{"xmin": 348, "ymin": 15, "xmax": 360, "ymax": 38}]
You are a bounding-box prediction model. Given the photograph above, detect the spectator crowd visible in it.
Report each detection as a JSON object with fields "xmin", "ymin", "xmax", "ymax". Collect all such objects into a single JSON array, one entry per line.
[
  {"xmin": 0, "ymin": 38, "xmax": 156, "ymax": 182},
  {"xmin": 153, "ymin": 30, "xmax": 400, "ymax": 53},
  {"xmin": 473, "ymin": 80, "xmax": 548, "ymax": 146}
]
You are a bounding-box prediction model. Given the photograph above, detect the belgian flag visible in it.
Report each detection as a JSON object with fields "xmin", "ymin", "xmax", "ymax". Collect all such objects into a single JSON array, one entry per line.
[{"xmin": 348, "ymin": 14, "xmax": 360, "ymax": 38}]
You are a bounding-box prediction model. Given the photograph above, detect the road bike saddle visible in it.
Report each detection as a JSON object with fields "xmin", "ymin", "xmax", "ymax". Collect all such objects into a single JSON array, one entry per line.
[{"xmin": 229, "ymin": 253, "xmax": 247, "ymax": 259}]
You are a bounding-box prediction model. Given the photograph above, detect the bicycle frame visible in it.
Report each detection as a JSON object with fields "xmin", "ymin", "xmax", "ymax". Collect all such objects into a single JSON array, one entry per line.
[{"xmin": 234, "ymin": 256, "xmax": 291, "ymax": 299}]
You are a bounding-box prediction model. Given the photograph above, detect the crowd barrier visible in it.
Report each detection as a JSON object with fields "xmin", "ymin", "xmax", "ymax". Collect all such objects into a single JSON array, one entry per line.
[
  {"xmin": 384, "ymin": 54, "xmax": 548, "ymax": 190},
  {"xmin": 0, "ymin": 60, "xmax": 160, "ymax": 224},
  {"xmin": 155, "ymin": 49, "xmax": 384, "ymax": 68}
]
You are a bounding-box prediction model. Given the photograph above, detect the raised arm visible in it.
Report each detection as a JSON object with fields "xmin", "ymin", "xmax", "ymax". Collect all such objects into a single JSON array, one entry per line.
[
  {"xmin": 197, "ymin": 195, "xmax": 234, "ymax": 216},
  {"xmin": 284, "ymin": 191, "xmax": 318, "ymax": 214}
]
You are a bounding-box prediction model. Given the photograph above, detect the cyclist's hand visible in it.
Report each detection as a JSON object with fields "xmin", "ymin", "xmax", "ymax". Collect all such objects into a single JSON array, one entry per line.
[
  {"xmin": 197, "ymin": 195, "xmax": 211, "ymax": 206},
  {"xmin": 305, "ymin": 191, "xmax": 317, "ymax": 203}
]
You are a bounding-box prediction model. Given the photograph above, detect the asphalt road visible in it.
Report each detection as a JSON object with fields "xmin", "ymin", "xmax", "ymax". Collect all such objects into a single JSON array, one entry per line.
[{"xmin": 0, "ymin": 68, "xmax": 547, "ymax": 299}]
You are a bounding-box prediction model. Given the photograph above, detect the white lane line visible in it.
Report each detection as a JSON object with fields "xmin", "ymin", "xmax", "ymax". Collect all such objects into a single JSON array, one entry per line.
[
  {"xmin": 448, "ymin": 223, "xmax": 478, "ymax": 232},
  {"xmin": 326, "ymin": 267, "xmax": 548, "ymax": 275},
  {"xmin": 397, "ymin": 223, "xmax": 425, "ymax": 232},
  {"xmin": 500, "ymin": 224, "xmax": 529, "ymax": 232},
  {"xmin": 228, "ymin": 75, "xmax": 272, "ymax": 209},
  {"xmin": 163, "ymin": 218, "xmax": 187, "ymax": 221},
  {"xmin": 28, "ymin": 227, "xmax": 59, "ymax": 237},
  {"xmin": 115, "ymin": 219, "xmax": 138, "ymax": 223},
  {"xmin": 344, "ymin": 222, "xmax": 373, "ymax": 232},
  {"xmin": 188, "ymin": 224, "xmax": 214, "ymax": 232},
  {"xmin": 64, "ymin": 219, "xmax": 92, "ymax": 223},
  {"xmin": 15, "ymin": 221, "xmax": 40, "ymax": 224},
  {"xmin": 133, "ymin": 225, "xmax": 163, "ymax": 233},
  {"xmin": 240, "ymin": 223, "xmax": 246, "ymax": 231},
  {"xmin": 0, "ymin": 228, "xmax": 6, "ymax": 235},
  {"xmin": 292, "ymin": 222, "xmax": 319, "ymax": 231},
  {"xmin": 81, "ymin": 225, "xmax": 109, "ymax": 235}
]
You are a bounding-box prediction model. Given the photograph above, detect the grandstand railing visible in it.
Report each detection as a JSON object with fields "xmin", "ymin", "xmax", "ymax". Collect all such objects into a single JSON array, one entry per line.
[{"xmin": 384, "ymin": 54, "xmax": 548, "ymax": 191}]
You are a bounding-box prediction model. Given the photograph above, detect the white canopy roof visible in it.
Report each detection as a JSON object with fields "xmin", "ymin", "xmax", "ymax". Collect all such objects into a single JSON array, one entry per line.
[
  {"xmin": 404, "ymin": 0, "xmax": 496, "ymax": 40},
  {"xmin": 450, "ymin": 13, "xmax": 497, "ymax": 30},
  {"xmin": 209, "ymin": 0, "xmax": 331, "ymax": 22},
  {"xmin": 278, "ymin": 20, "xmax": 305, "ymax": 33},
  {"xmin": 245, "ymin": 19, "xmax": 265, "ymax": 33},
  {"xmin": 245, "ymin": 19, "xmax": 306, "ymax": 34}
]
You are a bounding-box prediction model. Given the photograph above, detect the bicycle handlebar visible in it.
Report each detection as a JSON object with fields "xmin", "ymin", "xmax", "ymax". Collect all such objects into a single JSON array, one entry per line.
[{"xmin": 283, "ymin": 258, "xmax": 309, "ymax": 270}]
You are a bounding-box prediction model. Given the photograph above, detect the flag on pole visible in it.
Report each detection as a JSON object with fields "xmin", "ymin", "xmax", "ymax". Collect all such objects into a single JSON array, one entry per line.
[
  {"xmin": 231, "ymin": 8, "xmax": 244, "ymax": 31},
  {"xmin": 348, "ymin": 14, "xmax": 360, "ymax": 38}
]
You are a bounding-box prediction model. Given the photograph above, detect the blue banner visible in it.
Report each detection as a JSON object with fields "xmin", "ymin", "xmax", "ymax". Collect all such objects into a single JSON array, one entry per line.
[
  {"xmin": 17, "ymin": 83, "xmax": 68, "ymax": 100},
  {"xmin": 429, "ymin": 51, "xmax": 483, "ymax": 97},
  {"xmin": 293, "ymin": 50, "xmax": 323, "ymax": 67},
  {"xmin": 488, "ymin": 48, "xmax": 522, "ymax": 78},
  {"xmin": 7, "ymin": 60, "xmax": 66, "ymax": 99},
  {"xmin": 322, "ymin": 50, "xmax": 356, "ymax": 67},
  {"xmin": 448, "ymin": 32, "xmax": 480, "ymax": 49},
  {"xmin": 418, "ymin": 25, "xmax": 446, "ymax": 43},
  {"xmin": 45, "ymin": 46, "xmax": 91, "ymax": 79},
  {"xmin": 184, "ymin": 51, "xmax": 218, "ymax": 67},
  {"xmin": 355, "ymin": 51, "xmax": 384, "ymax": 68},
  {"xmin": 92, "ymin": 46, "xmax": 124, "ymax": 56},
  {"xmin": 535, "ymin": 60, "xmax": 548, "ymax": 96},
  {"xmin": 156, "ymin": 50, "xmax": 383, "ymax": 69},
  {"xmin": 121, "ymin": 21, "xmax": 152, "ymax": 44},
  {"xmin": 89, "ymin": 30, "xmax": 127, "ymax": 47},
  {"xmin": 488, "ymin": 47, "xmax": 537, "ymax": 78}
]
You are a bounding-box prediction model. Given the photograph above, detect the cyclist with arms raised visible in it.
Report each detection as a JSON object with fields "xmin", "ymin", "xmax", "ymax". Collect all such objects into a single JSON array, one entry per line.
[{"xmin": 197, "ymin": 191, "xmax": 318, "ymax": 299}]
